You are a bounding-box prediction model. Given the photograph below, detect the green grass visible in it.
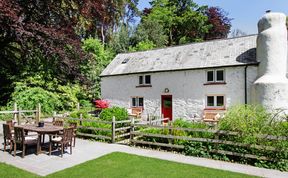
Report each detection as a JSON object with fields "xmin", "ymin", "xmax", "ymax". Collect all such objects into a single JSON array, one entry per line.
[
  {"xmin": 0, "ymin": 162, "xmax": 39, "ymax": 178},
  {"xmin": 1, "ymin": 152, "xmax": 258, "ymax": 178}
]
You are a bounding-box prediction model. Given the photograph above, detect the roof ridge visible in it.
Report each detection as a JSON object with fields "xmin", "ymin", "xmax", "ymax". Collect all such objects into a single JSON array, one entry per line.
[{"xmin": 117, "ymin": 34, "xmax": 258, "ymax": 55}]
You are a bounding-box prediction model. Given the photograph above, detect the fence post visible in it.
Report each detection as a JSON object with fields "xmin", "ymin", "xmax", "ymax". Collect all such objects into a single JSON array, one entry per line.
[
  {"xmin": 111, "ymin": 116, "xmax": 116, "ymax": 143},
  {"xmin": 77, "ymin": 103, "xmax": 80, "ymax": 111},
  {"xmin": 168, "ymin": 119, "xmax": 172, "ymax": 144},
  {"xmin": 130, "ymin": 117, "xmax": 135, "ymax": 144},
  {"xmin": 52, "ymin": 111, "xmax": 56, "ymax": 122},
  {"xmin": 36, "ymin": 103, "xmax": 41, "ymax": 124},
  {"xmin": 80, "ymin": 114, "xmax": 83, "ymax": 126},
  {"xmin": 17, "ymin": 107, "xmax": 21, "ymax": 125},
  {"xmin": 13, "ymin": 103, "xmax": 17, "ymax": 122}
]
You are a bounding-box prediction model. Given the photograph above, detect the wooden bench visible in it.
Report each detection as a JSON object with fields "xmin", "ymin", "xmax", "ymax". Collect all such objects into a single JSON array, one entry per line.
[
  {"xmin": 128, "ymin": 107, "xmax": 143, "ymax": 118},
  {"xmin": 202, "ymin": 110, "xmax": 225, "ymax": 123}
]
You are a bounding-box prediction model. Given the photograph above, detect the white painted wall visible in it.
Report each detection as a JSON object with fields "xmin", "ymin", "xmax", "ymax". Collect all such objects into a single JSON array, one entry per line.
[
  {"xmin": 101, "ymin": 66, "xmax": 258, "ymax": 120},
  {"xmin": 252, "ymin": 12, "xmax": 288, "ymax": 111}
]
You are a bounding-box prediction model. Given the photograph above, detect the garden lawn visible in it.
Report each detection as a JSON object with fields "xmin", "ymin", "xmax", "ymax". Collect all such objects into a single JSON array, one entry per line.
[{"xmin": 1, "ymin": 152, "xmax": 258, "ymax": 178}]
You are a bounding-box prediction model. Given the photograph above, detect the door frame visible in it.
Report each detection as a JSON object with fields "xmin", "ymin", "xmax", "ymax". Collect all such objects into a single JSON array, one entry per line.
[{"xmin": 161, "ymin": 95, "xmax": 173, "ymax": 121}]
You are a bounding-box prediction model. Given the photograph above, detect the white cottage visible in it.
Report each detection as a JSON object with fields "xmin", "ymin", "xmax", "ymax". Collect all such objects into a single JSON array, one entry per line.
[{"xmin": 100, "ymin": 12, "xmax": 288, "ymax": 121}]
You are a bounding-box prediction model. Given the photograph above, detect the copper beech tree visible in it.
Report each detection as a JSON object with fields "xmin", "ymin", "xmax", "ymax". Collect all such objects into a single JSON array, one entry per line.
[{"xmin": 0, "ymin": 0, "xmax": 138, "ymax": 103}]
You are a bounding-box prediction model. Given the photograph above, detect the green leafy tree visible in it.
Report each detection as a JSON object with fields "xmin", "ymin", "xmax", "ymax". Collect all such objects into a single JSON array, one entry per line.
[
  {"xmin": 129, "ymin": 40, "xmax": 156, "ymax": 52},
  {"xmin": 132, "ymin": 18, "xmax": 168, "ymax": 47},
  {"xmin": 109, "ymin": 25, "xmax": 132, "ymax": 53},
  {"xmin": 82, "ymin": 38, "xmax": 115, "ymax": 98},
  {"xmin": 145, "ymin": 0, "xmax": 211, "ymax": 45}
]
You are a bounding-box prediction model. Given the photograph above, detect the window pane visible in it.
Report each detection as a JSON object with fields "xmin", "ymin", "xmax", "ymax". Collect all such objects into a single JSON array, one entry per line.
[
  {"xmin": 145, "ymin": 75, "xmax": 151, "ymax": 84},
  {"xmin": 132, "ymin": 98, "xmax": 136, "ymax": 107},
  {"xmin": 139, "ymin": 76, "xmax": 143, "ymax": 85},
  {"xmin": 207, "ymin": 71, "xmax": 214, "ymax": 82},
  {"xmin": 139, "ymin": 98, "xmax": 144, "ymax": 107},
  {"xmin": 164, "ymin": 100, "xmax": 172, "ymax": 108},
  {"xmin": 217, "ymin": 96, "xmax": 224, "ymax": 106},
  {"xmin": 216, "ymin": 70, "xmax": 224, "ymax": 81},
  {"xmin": 207, "ymin": 96, "xmax": 214, "ymax": 106}
]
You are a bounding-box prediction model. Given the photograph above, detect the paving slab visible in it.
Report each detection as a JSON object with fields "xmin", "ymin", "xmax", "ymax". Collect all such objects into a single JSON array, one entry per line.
[{"xmin": 0, "ymin": 136, "xmax": 288, "ymax": 177}]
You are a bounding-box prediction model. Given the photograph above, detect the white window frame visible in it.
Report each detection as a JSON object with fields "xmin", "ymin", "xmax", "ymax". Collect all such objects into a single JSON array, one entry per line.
[
  {"xmin": 138, "ymin": 75, "xmax": 151, "ymax": 85},
  {"xmin": 206, "ymin": 69, "xmax": 225, "ymax": 83},
  {"xmin": 131, "ymin": 97, "xmax": 144, "ymax": 107},
  {"xmin": 206, "ymin": 95, "xmax": 225, "ymax": 108}
]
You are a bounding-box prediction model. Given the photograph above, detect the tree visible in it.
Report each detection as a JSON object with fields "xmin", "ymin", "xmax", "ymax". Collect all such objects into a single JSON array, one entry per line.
[
  {"xmin": 132, "ymin": 18, "xmax": 168, "ymax": 47},
  {"xmin": 144, "ymin": 0, "xmax": 211, "ymax": 45},
  {"xmin": 81, "ymin": 0, "xmax": 139, "ymax": 44},
  {"xmin": 129, "ymin": 40, "xmax": 156, "ymax": 52},
  {"xmin": 205, "ymin": 7, "xmax": 232, "ymax": 40},
  {"xmin": 0, "ymin": 0, "xmax": 112, "ymax": 104},
  {"xmin": 109, "ymin": 24, "xmax": 132, "ymax": 53},
  {"xmin": 82, "ymin": 38, "xmax": 115, "ymax": 98}
]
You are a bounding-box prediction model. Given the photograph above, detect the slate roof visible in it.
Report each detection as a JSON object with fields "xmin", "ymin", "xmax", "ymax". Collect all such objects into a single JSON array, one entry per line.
[{"xmin": 101, "ymin": 35, "xmax": 258, "ymax": 77}]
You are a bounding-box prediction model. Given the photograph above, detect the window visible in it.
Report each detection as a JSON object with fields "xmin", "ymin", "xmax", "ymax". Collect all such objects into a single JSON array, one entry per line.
[
  {"xmin": 138, "ymin": 75, "xmax": 151, "ymax": 85},
  {"xmin": 145, "ymin": 75, "xmax": 151, "ymax": 84},
  {"xmin": 216, "ymin": 70, "xmax": 224, "ymax": 81},
  {"xmin": 139, "ymin": 76, "xmax": 143, "ymax": 85},
  {"xmin": 207, "ymin": 96, "xmax": 214, "ymax": 107},
  {"xmin": 207, "ymin": 71, "xmax": 214, "ymax": 82},
  {"xmin": 132, "ymin": 97, "xmax": 144, "ymax": 107},
  {"xmin": 206, "ymin": 69, "xmax": 225, "ymax": 83},
  {"xmin": 206, "ymin": 95, "xmax": 225, "ymax": 108}
]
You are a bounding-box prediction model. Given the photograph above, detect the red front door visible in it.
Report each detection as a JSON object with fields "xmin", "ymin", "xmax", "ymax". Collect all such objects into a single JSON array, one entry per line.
[{"xmin": 161, "ymin": 95, "xmax": 172, "ymax": 121}]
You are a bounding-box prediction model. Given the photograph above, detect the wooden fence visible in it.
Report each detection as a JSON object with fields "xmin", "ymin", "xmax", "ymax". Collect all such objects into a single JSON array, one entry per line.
[
  {"xmin": 0, "ymin": 103, "xmax": 41, "ymax": 124},
  {"xmin": 130, "ymin": 121, "xmax": 288, "ymax": 161},
  {"xmin": 66, "ymin": 116, "xmax": 141, "ymax": 143},
  {"xmin": 1, "ymin": 106, "xmax": 287, "ymax": 162}
]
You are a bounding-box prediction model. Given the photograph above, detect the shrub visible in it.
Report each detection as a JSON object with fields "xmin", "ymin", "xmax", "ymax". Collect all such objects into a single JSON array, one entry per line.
[
  {"xmin": 9, "ymin": 87, "xmax": 61, "ymax": 114},
  {"xmin": 95, "ymin": 100, "xmax": 109, "ymax": 109},
  {"xmin": 173, "ymin": 118, "xmax": 208, "ymax": 129},
  {"xmin": 79, "ymin": 99, "xmax": 93, "ymax": 108},
  {"xmin": 80, "ymin": 120, "xmax": 111, "ymax": 137},
  {"xmin": 69, "ymin": 109, "xmax": 90, "ymax": 119},
  {"xmin": 0, "ymin": 106, "xmax": 13, "ymax": 121},
  {"xmin": 184, "ymin": 105, "xmax": 288, "ymax": 171},
  {"xmin": 99, "ymin": 107, "xmax": 128, "ymax": 121},
  {"xmin": 7, "ymin": 75, "xmax": 90, "ymax": 113},
  {"xmin": 218, "ymin": 105, "xmax": 287, "ymax": 145}
]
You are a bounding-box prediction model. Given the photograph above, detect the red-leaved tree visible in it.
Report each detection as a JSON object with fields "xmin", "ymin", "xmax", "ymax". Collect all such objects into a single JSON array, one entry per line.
[{"xmin": 205, "ymin": 7, "xmax": 232, "ymax": 40}]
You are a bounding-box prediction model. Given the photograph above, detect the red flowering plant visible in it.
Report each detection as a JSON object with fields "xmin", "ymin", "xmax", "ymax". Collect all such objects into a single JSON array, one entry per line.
[{"xmin": 95, "ymin": 100, "xmax": 109, "ymax": 109}]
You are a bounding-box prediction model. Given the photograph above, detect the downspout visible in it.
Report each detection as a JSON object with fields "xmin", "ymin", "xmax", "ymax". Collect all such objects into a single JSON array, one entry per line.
[{"xmin": 244, "ymin": 65, "xmax": 248, "ymax": 104}]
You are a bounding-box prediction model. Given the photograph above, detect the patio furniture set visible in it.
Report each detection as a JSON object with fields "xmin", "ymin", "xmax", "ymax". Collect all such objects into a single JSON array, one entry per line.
[{"xmin": 2, "ymin": 120, "xmax": 77, "ymax": 158}]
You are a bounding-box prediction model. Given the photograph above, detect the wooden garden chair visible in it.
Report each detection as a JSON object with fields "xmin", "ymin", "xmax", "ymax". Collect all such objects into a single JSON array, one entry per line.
[
  {"xmin": 41, "ymin": 119, "xmax": 64, "ymax": 143},
  {"xmin": 49, "ymin": 127, "xmax": 74, "ymax": 157},
  {"xmin": 53, "ymin": 120, "xmax": 64, "ymax": 127},
  {"xmin": 13, "ymin": 126, "xmax": 38, "ymax": 158},
  {"xmin": 3, "ymin": 124, "xmax": 14, "ymax": 152},
  {"xmin": 69, "ymin": 122, "xmax": 77, "ymax": 147}
]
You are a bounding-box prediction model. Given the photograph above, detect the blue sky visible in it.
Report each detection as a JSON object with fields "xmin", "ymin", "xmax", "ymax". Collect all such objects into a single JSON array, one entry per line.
[{"xmin": 138, "ymin": 0, "xmax": 288, "ymax": 34}]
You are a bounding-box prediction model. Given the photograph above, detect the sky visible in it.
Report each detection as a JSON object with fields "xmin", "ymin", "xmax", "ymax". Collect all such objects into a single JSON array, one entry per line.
[{"xmin": 137, "ymin": 0, "xmax": 288, "ymax": 35}]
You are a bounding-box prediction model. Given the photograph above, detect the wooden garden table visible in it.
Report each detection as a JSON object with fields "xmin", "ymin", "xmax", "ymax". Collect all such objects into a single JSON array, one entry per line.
[{"xmin": 19, "ymin": 124, "xmax": 63, "ymax": 154}]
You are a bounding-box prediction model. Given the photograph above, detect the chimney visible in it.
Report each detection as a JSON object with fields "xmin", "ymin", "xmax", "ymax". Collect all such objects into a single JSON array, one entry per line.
[{"xmin": 252, "ymin": 12, "xmax": 288, "ymax": 111}]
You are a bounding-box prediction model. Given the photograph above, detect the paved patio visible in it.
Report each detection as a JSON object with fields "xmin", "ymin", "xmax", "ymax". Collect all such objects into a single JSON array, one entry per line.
[{"xmin": 0, "ymin": 136, "xmax": 288, "ymax": 177}]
